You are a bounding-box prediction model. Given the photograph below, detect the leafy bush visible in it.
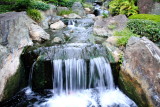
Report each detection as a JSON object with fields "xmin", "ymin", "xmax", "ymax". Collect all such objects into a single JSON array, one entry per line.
[
  {"xmin": 114, "ymin": 29, "xmax": 139, "ymax": 46},
  {"xmin": 127, "ymin": 19, "xmax": 160, "ymax": 42},
  {"xmin": 27, "ymin": 9, "xmax": 43, "ymax": 22},
  {"xmin": 129, "ymin": 14, "xmax": 160, "ymax": 22},
  {"xmin": 30, "ymin": 0, "xmax": 50, "ymax": 11},
  {"xmin": 44, "ymin": 0, "xmax": 75, "ymax": 7},
  {"xmin": 13, "ymin": 0, "xmax": 32, "ymax": 11},
  {"xmin": 109, "ymin": 0, "xmax": 138, "ymax": 17},
  {"xmin": 0, "ymin": 5, "xmax": 13, "ymax": 14},
  {"xmin": 57, "ymin": 10, "xmax": 74, "ymax": 16}
]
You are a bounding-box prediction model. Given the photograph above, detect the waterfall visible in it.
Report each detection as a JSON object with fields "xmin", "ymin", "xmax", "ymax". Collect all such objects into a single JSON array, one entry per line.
[
  {"xmin": 68, "ymin": 20, "xmax": 75, "ymax": 28},
  {"xmin": 52, "ymin": 57, "xmax": 114, "ymax": 95}
]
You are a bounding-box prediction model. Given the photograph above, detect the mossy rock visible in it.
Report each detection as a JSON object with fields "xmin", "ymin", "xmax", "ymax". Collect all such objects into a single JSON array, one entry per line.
[
  {"xmin": 119, "ymin": 71, "xmax": 151, "ymax": 107},
  {"xmin": 3, "ymin": 58, "xmax": 26, "ymax": 100},
  {"xmin": 32, "ymin": 56, "xmax": 52, "ymax": 90}
]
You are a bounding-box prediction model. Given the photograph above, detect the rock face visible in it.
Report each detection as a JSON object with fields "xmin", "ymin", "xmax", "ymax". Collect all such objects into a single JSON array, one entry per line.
[
  {"xmin": 93, "ymin": 15, "xmax": 128, "ymax": 37},
  {"xmin": 150, "ymin": 2, "xmax": 160, "ymax": 15},
  {"xmin": 72, "ymin": 2, "xmax": 86, "ymax": 17},
  {"xmin": 119, "ymin": 37, "xmax": 160, "ymax": 107},
  {"xmin": 29, "ymin": 23, "xmax": 50, "ymax": 42},
  {"xmin": 138, "ymin": 0, "xmax": 153, "ymax": 13},
  {"xmin": 0, "ymin": 12, "xmax": 33, "ymax": 101},
  {"xmin": 50, "ymin": 20, "xmax": 66, "ymax": 30}
]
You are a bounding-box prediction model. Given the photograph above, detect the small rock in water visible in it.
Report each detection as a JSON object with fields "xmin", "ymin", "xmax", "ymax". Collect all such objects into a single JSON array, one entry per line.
[
  {"xmin": 52, "ymin": 37, "xmax": 63, "ymax": 44},
  {"xmin": 50, "ymin": 20, "xmax": 66, "ymax": 30}
]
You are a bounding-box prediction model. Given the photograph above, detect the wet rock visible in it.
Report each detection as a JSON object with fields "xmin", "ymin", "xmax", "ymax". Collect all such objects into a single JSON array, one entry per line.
[
  {"xmin": 48, "ymin": 16, "xmax": 62, "ymax": 25},
  {"xmin": 93, "ymin": 15, "xmax": 128, "ymax": 37},
  {"xmin": 0, "ymin": 12, "xmax": 33, "ymax": 101},
  {"xmin": 64, "ymin": 13, "xmax": 81, "ymax": 19},
  {"xmin": 119, "ymin": 37, "xmax": 160, "ymax": 107},
  {"xmin": 103, "ymin": 42, "xmax": 123, "ymax": 63},
  {"xmin": 29, "ymin": 23, "xmax": 50, "ymax": 42},
  {"xmin": 50, "ymin": 20, "xmax": 66, "ymax": 30},
  {"xmin": 52, "ymin": 37, "xmax": 63, "ymax": 44},
  {"xmin": 72, "ymin": 2, "xmax": 86, "ymax": 17},
  {"xmin": 87, "ymin": 14, "xmax": 96, "ymax": 19}
]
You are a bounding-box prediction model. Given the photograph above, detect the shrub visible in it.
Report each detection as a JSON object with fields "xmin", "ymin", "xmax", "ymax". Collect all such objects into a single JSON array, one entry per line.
[
  {"xmin": 57, "ymin": 10, "xmax": 74, "ymax": 16},
  {"xmin": 129, "ymin": 14, "xmax": 160, "ymax": 22},
  {"xmin": 13, "ymin": 0, "xmax": 32, "ymax": 11},
  {"xmin": 109, "ymin": 0, "xmax": 138, "ymax": 17},
  {"xmin": 0, "ymin": 5, "xmax": 13, "ymax": 14},
  {"xmin": 44, "ymin": 0, "xmax": 75, "ymax": 7},
  {"xmin": 27, "ymin": 9, "xmax": 43, "ymax": 22},
  {"xmin": 30, "ymin": 0, "xmax": 50, "ymax": 11},
  {"xmin": 114, "ymin": 29, "xmax": 139, "ymax": 46},
  {"xmin": 127, "ymin": 19, "xmax": 160, "ymax": 42}
]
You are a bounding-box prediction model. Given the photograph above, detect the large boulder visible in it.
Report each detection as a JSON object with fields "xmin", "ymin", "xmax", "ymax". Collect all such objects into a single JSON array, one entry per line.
[
  {"xmin": 93, "ymin": 15, "xmax": 128, "ymax": 37},
  {"xmin": 72, "ymin": 2, "xmax": 86, "ymax": 17},
  {"xmin": 0, "ymin": 12, "xmax": 33, "ymax": 101},
  {"xmin": 29, "ymin": 23, "xmax": 50, "ymax": 42},
  {"xmin": 119, "ymin": 37, "xmax": 160, "ymax": 107}
]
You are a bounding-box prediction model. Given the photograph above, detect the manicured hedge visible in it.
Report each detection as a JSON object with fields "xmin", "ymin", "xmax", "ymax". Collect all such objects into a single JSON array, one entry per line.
[
  {"xmin": 127, "ymin": 19, "xmax": 160, "ymax": 43},
  {"xmin": 129, "ymin": 14, "xmax": 160, "ymax": 22}
]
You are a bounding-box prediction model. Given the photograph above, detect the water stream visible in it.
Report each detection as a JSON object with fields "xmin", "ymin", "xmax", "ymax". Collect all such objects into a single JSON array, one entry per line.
[{"xmin": 1, "ymin": 13, "xmax": 137, "ymax": 107}]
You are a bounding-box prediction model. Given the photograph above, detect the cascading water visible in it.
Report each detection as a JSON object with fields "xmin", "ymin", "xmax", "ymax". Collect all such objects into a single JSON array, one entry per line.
[
  {"xmin": 1, "ymin": 15, "xmax": 137, "ymax": 107},
  {"xmin": 36, "ymin": 57, "xmax": 137, "ymax": 107}
]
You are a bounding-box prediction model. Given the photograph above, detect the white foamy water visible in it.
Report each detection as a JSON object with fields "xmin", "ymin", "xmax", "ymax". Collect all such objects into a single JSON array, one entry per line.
[{"xmin": 37, "ymin": 88, "xmax": 136, "ymax": 107}]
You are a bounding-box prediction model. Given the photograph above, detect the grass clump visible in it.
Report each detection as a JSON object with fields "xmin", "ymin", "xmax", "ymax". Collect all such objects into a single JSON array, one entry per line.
[
  {"xmin": 129, "ymin": 14, "xmax": 160, "ymax": 22},
  {"xmin": 114, "ymin": 29, "xmax": 139, "ymax": 46},
  {"xmin": 57, "ymin": 10, "xmax": 74, "ymax": 16},
  {"xmin": 27, "ymin": 9, "xmax": 43, "ymax": 22}
]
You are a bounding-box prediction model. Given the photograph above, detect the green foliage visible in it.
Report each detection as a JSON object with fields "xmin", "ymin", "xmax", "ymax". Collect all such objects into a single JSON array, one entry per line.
[
  {"xmin": 0, "ymin": 5, "xmax": 13, "ymax": 14},
  {"xmin": 114, "ymin": 29, "xmax": 139, "ymax": 46},
  {"xmin": 82, "ymin": 3, "xmax": 93, "ymax": 8},
  {"xmin": 13, "ymin": 0, "xmax": 32, "ymax": 11},
  {"xmin": 43, "ymin": 0, "xmax": 77, "ymax": 7},
  {"xmin": 129, "ymin": 14, "xmax": 160, "ymax": 22},
  {"xmin": 109, "ymin": 0, "xmax": 138, "ymax": 17},
  {"xmin": 30, "ymin": 0, "xmax": 50, "ymax": 11},
  {"xmin": 102, "ymin": 13, "xmax": 109, "ymax": 18},
  {"xmin": 127, "ymin": 19, "xmax": 160, "ymax": 43},
  {"xmin": 27, "ymin": 9, "xmax": 43, "ymax": 22},
  {"xmin": 57, "ymin": 10, "xmax": 74, "ymax": 16}
]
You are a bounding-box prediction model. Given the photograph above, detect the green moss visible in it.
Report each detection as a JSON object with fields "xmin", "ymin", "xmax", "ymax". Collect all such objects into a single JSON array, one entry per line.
[
  {"xmin": 32, "ymin": 56, "xmax": 52, "ymax": 90},
  {"xmin": 119, "ymin": 71, "xmax": 151, "ymax": 107},
  {"xmin": 129, "ymin": 14, "xmax": 160, "ymax": 22}
]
